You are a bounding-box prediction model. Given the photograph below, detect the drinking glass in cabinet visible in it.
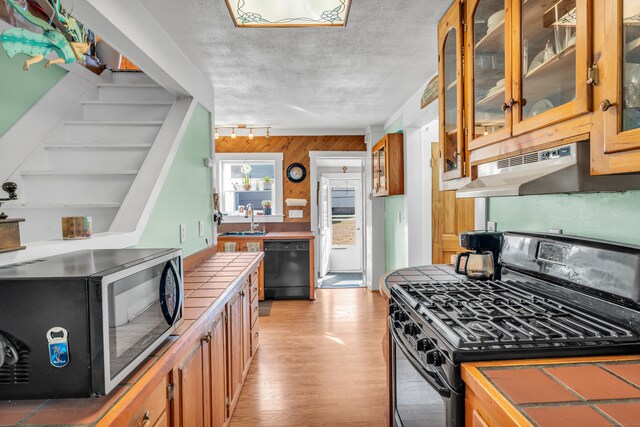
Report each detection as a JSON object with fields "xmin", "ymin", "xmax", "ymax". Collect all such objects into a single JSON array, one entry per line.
[
  {"xmin": 443, "ymin": 27, "xmax": 458, "ymax": 171},
  {"xmin": 623, "ymin": 0, "xmax": 640, "ymax": 131},
  {"xmin": 521, "ymin": 0, "xmax": 577, "ymax": 119},
  {"xmin": 473, "ymin": 0, "xmax": 507, "ymax": 139}
]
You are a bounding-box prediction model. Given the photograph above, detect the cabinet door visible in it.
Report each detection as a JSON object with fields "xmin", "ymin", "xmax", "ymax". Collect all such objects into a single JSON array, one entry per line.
[
  {"xmin": 378, "ymin": 144, "xmax": 387, "ymax": 193},
  {"xmin": 511, "ymin": 0, "xmax": 592, "ymax": 136},
  {"xmin": 438, "ymin": 0, "xmax": 466, "ymax": 181},
  {"xmin": 241, "ymin": 281, "xmax": 251, "ymax": 378},
  {"xmin": 372, "ymin": 149, "xmax": 380, "ymax": 194},
  {"xmin": 175, "ymin": 340, "xmax": 207, "ymax": 427},
  {"xmin": 209, "ymin": 314, "xmax": 227, "ymax": 427},
  {"xmin": 226, "ymin": 293, "xmax": 243, "ymax": 413},
  {"xmin": 600, "ymin": 0, "xmax": 640, "ymax": 155},
  {"xmin": 467, "ymin": 0, "xmax": 513, "ymax": 150}
]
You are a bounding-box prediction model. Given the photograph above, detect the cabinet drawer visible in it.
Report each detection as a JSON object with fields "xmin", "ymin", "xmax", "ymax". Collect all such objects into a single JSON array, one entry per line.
[
  {"xmin": 250, "ymin": 293, "xmax": 259, "ymax": 327},
  {"xmin": 153, "ymin": 411, "xmax": 168, "ymax": 427},
  {"xmin": 124, "ymin": 375, "xmax": 168, "ymax": 427},
  {"xmin": 250, "ymin": 271, "xmax": 259, "ymax": 301}
]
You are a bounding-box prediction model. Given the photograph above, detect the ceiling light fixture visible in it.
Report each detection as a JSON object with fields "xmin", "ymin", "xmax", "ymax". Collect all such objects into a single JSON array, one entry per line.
[
  {"xmin": 214, "ymin": 124, "xmax": 272, "ymax": 140},
  {"xmin": 225, "ymin": 0, "xmax": 352, "ymax": 28}
]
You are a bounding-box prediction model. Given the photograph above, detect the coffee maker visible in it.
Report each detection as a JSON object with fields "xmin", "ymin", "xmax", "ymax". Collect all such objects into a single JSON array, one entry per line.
[{"xmin": 456, "ymin": 231, "xmax": 503, "ymax": 280}]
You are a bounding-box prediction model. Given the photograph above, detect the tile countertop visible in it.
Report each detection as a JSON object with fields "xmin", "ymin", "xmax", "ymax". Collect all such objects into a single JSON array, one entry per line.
[
  {"xmin": 379, "ymin": 264, "xmax": 463, "ymax": 299},
  {"xmin": 463, "ymin": 356, "xmax": 640, "ymax": 427},
  {"xmin": 0, "ymin": 252, "xmax": 263, "ymax": 427},
  {"xmin": 217, "ymin": 231, "xmax": 315, "ymax": 239}
]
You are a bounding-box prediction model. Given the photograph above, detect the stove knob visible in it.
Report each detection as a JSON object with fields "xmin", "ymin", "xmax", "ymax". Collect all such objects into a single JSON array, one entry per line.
[
  {"xmin": 416, "ymin": 339, "xmax": 432, "ymax": 352},
  {"xmin": 432, "ymin": 351, "xmax": 444, "ymax": 367},
  {"xmin": 403, "ymin": 323, "xmax": 416, "ymax": 335}
]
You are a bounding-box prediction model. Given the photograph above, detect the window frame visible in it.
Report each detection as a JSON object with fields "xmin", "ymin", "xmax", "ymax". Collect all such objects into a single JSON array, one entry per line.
[{"xmin": 216, "ymin": 152, "xmax": 284, "ymax": 223}]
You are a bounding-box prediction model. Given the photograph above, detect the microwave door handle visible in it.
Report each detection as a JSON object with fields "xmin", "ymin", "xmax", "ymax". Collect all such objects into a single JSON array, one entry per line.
[{"xmin": 389, "ymin": 319, "xmax": 452, "ymax": 398}]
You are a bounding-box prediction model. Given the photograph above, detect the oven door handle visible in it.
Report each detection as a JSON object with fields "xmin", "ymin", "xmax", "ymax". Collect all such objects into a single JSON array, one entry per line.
[{"xmin": 390, "ymin": 320, "xmax": 452, "ymax": 398}]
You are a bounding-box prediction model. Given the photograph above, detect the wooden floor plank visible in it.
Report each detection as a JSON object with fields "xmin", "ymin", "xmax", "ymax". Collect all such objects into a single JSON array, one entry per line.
[{"xmin": 230, "ymin": 288, "xmax": 389, "ymax": 426}]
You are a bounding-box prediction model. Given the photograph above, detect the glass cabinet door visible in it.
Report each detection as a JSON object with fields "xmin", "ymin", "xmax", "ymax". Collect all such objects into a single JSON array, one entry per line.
[
  {"xmin": 467, "ymin": 0, "xmax": 511, "ymax": 149},
  {"xmin": 601, "ymin": 0, "xmax": 640, "ymax": 154},
  {"xmin": 513, "ymin": 0, "xmax": 590, "ymax": 136},
  {"xmin": 379, "ymin": 145, "xmax": 386, "ymax": 192},
  {"xmin": 438, "ymin": 1, "xmax": 465, "ymax": 181},
  {"xmin": 372, "ymin": 150, "xmax": 380, "ymax": 193}
]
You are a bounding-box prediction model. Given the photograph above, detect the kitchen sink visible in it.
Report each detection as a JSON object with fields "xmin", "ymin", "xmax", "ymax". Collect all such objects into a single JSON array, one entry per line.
[{"xmin": 219, "ymin": 231, "xmax": 267, "ymax": 236}]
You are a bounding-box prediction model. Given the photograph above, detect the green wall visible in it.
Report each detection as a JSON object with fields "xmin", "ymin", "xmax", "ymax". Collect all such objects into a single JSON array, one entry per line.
[
  {"xmin": 0, "ymin": 50, "xmax": 67, "ymax": 136},
  {"xmin": 384, "ymin": 116, "xmax": 406, "ymax": 272},
  {"xmin": 137, "ymin": 104, "xmax": 214, "ymax": 256},
  {"xmin": 488, "ymin": 191, "xmax": 640, "ymax": 246}
]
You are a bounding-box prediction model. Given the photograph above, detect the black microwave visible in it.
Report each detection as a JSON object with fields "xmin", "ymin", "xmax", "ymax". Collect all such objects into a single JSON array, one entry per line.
[{"xmin": 0, "ymin": 248, "xmax": 183, "ymax": 399}]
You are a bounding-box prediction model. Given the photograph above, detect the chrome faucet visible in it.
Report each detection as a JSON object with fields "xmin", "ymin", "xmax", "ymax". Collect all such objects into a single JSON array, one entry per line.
[{"xmin": 244, "ymin": 203, "xmax": 258, "ymax": 232}]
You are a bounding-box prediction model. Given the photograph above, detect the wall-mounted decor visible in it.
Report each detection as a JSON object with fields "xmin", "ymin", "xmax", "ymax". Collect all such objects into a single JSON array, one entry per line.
[
  {"xmin": 224, "ymin": 0, "xmax": 351, "ymax": 28},
  {"xmin": 286, "ymin": 163, "xmax": 307, "ymax": 183},
  {"xmin": 1, "ymin": 0, "xmax": 88, "ymax": 71},
  {"xmin": 420, "ymin": 75, "xmax": 438, "ymax": 109}
]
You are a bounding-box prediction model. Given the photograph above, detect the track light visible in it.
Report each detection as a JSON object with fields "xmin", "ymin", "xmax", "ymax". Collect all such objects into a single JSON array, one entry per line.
[
  {"xmin": 214, "ymin": 128, "xmax": 219, "ymax": 140},
  {"xmin": 231, "ymin": 128, "xmax": 236, "ymax": 139},
  {"xmin": 249, "ymin": 128, "xmax": 254, "ymax": 140},
  {"xmin": 214, "ymin": 124, "xmax": 271, "ymax": 139},
  {"xmin": 266, "ymin": 128, "xmax": 270, "ymax": 139}
]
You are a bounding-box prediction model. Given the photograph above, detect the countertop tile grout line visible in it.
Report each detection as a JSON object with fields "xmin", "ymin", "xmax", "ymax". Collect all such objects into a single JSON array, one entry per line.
[
  {"xmin": 541, "ymin": 367, "xmax": 588, "ymax": 402},
  {"xmin": 597, "ymin": 363, "xmax": 640, "ymax": 391}
]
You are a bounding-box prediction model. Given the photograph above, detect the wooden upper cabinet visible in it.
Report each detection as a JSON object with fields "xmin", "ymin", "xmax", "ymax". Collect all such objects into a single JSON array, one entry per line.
[
  {"xmin": 372, "ymin": 133, "xmax": 404, "ymax": 197},
  {"xmin": 466, "ymin": 0, "xmax": 592, "ymax": 150},
  {"xmin": 591, "ymin": 0, "xmax": 640, "ymax": 174},
  {"xmin": 511, "ymin": 0, "xmax": 592, "ymax": 136},
  {"xmin": 438, "ymin": 0, "xmax": 467, "ymax": 181}
]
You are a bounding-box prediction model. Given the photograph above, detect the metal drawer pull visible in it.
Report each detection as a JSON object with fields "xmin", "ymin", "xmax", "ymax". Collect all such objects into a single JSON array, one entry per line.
[
  {"xmin": 600, "ymin": 99, "xmax": 613, "ymax": 112},
  {"xmin": 254, "ymin": 307, "xmax": 259, "ymax": 312},
  {"xmin": 138, "ymin": 411, "xmax": 151, "ymax": 427},
  {"xmin": 203, "ymin": 332, "xmax": 212, "ymax": 343}
]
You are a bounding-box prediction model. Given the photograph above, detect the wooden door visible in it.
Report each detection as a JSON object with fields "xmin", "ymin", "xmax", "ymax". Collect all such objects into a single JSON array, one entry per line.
[
  {"xmin": 466, "ymin": 0, "xmax": 513, "ymax": 150},
  {"xmin": 175, "ymin": 340, "xmax": 207, "ymax": 427},
  {"xmin": 431, "ymin": 143, "xmax": 475, "ymax": 264},
  {"xmin": 241, "ymin": 281, "xmax": 251, "ymax": 379},
  {"xmin": 226, "ymin": 293, "xmax": 243, "ymax": 415},
  {"xmin": 511, "ymin": 0, "xmax": 592, "ymax": 136},
  {"xmin": 438, "ymin": 0, "xmax": 466, "ymax": 181},
  {"xmin": 209, "ymin": 313, "xmax": 227, "ymax": 427}
]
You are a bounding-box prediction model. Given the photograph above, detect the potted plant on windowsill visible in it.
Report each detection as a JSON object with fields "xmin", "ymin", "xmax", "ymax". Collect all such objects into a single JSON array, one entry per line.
[
  {"xmin": 241, "ymin": 163, "xmax": 252, "ymax": 191},
  {"xmin": 262, "ymin": 176, "xmax": 273, "ymax": 191},
  {"xmin": 261, "ymin": 200, "xmax": 272, "ymax": 215}
]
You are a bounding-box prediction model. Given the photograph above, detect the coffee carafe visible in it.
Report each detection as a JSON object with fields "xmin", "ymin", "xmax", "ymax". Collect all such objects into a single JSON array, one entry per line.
[
  {"xmin": 457, "ymin": 231, "xmax": 503, "ymax": 280},
  {"xmin": 455, "ymin": 251, "xmax": 495, "ymax": 280}
]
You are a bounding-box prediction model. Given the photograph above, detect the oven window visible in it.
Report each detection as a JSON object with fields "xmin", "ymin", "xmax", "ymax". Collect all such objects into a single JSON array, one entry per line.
[
  {"xmin": 107, "ymin": 263, "xmax": 169, "ymax": 379},
  {"xmin": 394, "ymin": 341, "xmax": 446, "ymax": 426}
]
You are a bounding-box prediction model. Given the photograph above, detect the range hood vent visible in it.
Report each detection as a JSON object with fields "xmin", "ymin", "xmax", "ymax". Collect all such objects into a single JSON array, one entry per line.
[{"xmin": 457, "ymin": 142, "xmax": 640, "ymax": 198}]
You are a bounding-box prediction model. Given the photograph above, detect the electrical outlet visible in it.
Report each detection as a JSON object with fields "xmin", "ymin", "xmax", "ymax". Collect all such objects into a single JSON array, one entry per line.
[
  {"xmin": 397, "ymin": 211, "xmax": 403, "ymax": 224},
  {"xmin": 549, "ymin": 228, "xmax": 563, "ymax": 235},
  {"xmin": 198, "ymin": 221, "xmax": 204, "ymax": 237},
  {"xmin": 487, "ymin": 221, "xmax": 497, "ymax": 232},
  {"xmin": 180, "ymin": 224, "xmax": 186, "ymax": 243},
  {"xmin": 288, "ymin": 210, "xmax": 303, "ymax": 218}
]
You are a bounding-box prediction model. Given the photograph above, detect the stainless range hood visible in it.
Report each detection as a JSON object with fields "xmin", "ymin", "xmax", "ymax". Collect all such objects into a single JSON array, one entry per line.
[{"xmin": 457, "ymin": 142, "xmax": 640, "ymax": 198}]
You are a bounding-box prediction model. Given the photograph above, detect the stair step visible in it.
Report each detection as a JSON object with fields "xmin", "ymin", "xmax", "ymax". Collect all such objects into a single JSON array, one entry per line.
[
  {"xmin": 1, "ymin": 204, "xmax": 120, "ymax": 243},
  {"xmin": 44, "ymin": 145, "xmax": 151, "ymax": 171},
  {"xmin": 64, "ymin": 121, "xmax": 163, "ymax": 144},
  {"xmin": 21, "ymin": 172, "xmax": 137, "ymax": 204},
  {"xmin": 112, "ymin": 72, "xmax": 155, "ymax": 85},
  {"xmin": 97, "ymin": 84, "xmax": 175, "ymax": 102},
  {"xmin": 82, "ymin": 101, "xmax": 173, "ymax": 122}
]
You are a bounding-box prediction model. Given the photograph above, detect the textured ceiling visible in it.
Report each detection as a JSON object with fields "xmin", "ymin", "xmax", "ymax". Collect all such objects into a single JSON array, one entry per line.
[{"xmin": 140, "ymin": 0, "xmax": 451, "ymax": 131}]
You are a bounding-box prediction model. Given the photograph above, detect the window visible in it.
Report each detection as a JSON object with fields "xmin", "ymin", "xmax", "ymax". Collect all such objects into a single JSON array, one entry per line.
[
  {"xmin": 216, "ymin": 153, "xmax": 283, "ymax": 222},
  {"xmin": 331, "ymin": 184, "xmax": 356, "ymax": 245}
]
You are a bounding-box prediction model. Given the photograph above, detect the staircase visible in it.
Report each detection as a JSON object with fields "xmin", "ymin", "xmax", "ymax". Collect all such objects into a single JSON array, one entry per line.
[{"xmin": 3, "ymin": 72, "xmax": 177, "ymax": 244}]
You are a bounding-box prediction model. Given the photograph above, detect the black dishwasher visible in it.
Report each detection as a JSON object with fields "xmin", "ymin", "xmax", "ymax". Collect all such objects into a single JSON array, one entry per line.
[{"xmin": 264, "ymin": 240, "xmax": 310, "ymax": 299}]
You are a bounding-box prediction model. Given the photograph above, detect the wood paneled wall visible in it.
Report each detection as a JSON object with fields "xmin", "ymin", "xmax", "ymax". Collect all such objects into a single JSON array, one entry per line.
[{"xmin": 216, "ymin": 135, "xmax": 365, "ymax": 223}]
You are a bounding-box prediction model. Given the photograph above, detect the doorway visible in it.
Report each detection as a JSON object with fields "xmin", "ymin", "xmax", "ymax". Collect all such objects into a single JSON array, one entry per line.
[{"xmin": 311, "ymin": 155, "xmax": 366, "ymax": 289}]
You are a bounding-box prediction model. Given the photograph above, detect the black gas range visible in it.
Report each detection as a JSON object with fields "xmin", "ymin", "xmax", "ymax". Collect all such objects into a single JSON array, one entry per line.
[{"xmin": 387, "ymin": 232, "xmax": 640, "ymax": 427}]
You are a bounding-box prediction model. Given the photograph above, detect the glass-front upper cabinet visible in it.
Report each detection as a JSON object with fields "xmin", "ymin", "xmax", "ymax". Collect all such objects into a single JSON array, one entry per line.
[
  {"xmin": 601, "ymin": 0, "xmax": 640, "ymax": 155},
  {"xmin": 466, "ymin": 0, "xmax": 511, "ymax": 150},
  {"xmin": 511, "ymin": 0, "xmax": 591, "ymax": 136},
  {"xmin": 438, "ymin": 0, "xmax": 465, "ymax": 181}
]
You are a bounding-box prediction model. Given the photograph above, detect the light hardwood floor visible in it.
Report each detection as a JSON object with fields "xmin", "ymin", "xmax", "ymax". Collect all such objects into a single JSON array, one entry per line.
[{"xmin": 229, "ymin": 287, "xmax": 389, "ymax": 426}]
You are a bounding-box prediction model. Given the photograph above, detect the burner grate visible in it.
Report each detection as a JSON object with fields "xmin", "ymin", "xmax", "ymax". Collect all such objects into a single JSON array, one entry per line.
[{"xmin": 402, "ymin": 280, "xmax": 637, "ymax": 349}]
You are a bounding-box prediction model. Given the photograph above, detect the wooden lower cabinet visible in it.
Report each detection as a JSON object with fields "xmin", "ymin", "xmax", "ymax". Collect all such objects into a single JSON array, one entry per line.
[
  {"xmin": 241, "ymin": 281, "xmax": 251, "ymax": 380},
  {"xmin": 173, "ymin": 340, "xmax": 207, "ymax": 427},
  {"xmin": 208, "ymin": 313, "xmax": 227, "ymax": 427},
  {"xmin": 226, "ymin": 288, "xmax": 245, "ymax": 416}
]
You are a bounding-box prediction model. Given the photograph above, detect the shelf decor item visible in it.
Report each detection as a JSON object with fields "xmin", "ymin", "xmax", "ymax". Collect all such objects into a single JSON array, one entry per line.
[
  {"xmin": 61, "ymin": 216, "xmax": 92, "ymax": 239},
  {"xmin": 241, "ymin": 163, "xmax": 252, "ymax": 190},
  {"xmin": 261, "ymin": 200, "xmax": 272, "ymax": 215},
  {"xmin": 262, "ymin": 176, "xmax": 273, "ymax": 190}
]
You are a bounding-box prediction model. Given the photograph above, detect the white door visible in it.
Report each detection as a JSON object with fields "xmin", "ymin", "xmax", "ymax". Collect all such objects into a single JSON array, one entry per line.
[
  {"xmin": 318, "ymin": 176, "xmax": 332, "ymax": 277},
  {"xmin": 329, "ymin": 178, "xmax": 363, "ymax": 272}
]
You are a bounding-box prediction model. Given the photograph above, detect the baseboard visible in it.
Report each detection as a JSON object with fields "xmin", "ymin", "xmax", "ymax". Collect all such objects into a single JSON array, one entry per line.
[{"xmin": 184, "ymin": 244, "xmax": 218, "ymax": 271}]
